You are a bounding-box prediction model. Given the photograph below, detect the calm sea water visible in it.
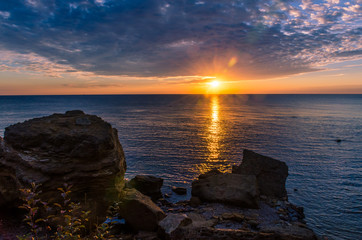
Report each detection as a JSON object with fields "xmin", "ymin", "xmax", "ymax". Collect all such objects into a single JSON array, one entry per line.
[{"xmin": 0, "ymin": 94, "xmax": 361, "ymax": 239}]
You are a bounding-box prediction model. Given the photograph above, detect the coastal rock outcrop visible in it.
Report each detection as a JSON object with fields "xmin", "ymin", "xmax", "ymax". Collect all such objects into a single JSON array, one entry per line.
[
  {"xmin": 126, "ymin": 175, "xmax": 163, "ymax": 200},
  {"xmin": 233, "ymin": 149, "xmax": 288, "ymax": 199},
  {"xmin": 0, "ymin": 110, "xmax": 126, "ymax": 222},
  {"xmin": 191, "ymin": 173, "xmax": 259, "ymax": 208},
  {"xmin": 117, "ymin": 188, "xmax": 166, "ymax": 231}
]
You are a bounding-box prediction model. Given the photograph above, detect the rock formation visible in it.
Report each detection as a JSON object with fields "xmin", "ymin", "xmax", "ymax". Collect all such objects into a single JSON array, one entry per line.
[
  {"xmin": 233, "ymin": 149, "xmax": 288, "ymax": 199},
  {"xmin": 0, "ymin": 110, "xmax": 126, "ymax": 222},
  {"xmin": 192, "ymin": 174, "xmax": 259, "ymax": 208}
]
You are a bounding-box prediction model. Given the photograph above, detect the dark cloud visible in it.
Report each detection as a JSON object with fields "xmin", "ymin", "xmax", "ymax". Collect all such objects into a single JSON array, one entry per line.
[
  {"xmin": 335, "ymin": 49, "xmax": 362, "ymax": 57},
  {"xmin": 0, "ymin": 0, "xmax": 361, "ymax": 79}
]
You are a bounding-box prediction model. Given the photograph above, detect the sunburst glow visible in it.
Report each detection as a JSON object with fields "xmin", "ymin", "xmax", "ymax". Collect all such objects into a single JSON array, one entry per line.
[{"xmin": 209, "ymin": 80, "xmax": 220, "ymax": 88}]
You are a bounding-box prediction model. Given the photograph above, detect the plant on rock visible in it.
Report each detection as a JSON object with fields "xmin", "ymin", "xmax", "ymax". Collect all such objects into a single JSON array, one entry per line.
[{"xmin": 18, "ymin": 183, "xmax": 113, "ymax": 240}]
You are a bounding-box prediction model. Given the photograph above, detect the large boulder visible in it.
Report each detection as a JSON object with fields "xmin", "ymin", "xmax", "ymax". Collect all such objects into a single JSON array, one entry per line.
[
  {"xmin": 126, "ymin": 175, "xmax": 163, "ymax": 200},
  {"xmin": 0, "ymin": 110, "xmax": 126, "ymax": 222},
  {"xmin": 117, "ymin": 188, "xmax": 166, "ymax": 231},
  {"xmin": 233, "ymin": 150, "xmax": 288, "ymax": 199},
  {"xmin": 191, "ymin": 173, "xmax": 259, "ymax": 208}
]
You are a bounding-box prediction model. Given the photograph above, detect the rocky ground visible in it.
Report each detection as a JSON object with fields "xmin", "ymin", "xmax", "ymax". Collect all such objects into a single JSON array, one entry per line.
[{"xmin": 0, "ymin": 111, "xmax": 319, "ymax": 239}]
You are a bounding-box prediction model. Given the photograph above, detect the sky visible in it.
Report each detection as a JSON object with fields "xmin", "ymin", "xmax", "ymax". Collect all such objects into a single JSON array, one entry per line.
[{"xmin": 0, "ymin": 0, "xmax": 361, "ymax": 95}]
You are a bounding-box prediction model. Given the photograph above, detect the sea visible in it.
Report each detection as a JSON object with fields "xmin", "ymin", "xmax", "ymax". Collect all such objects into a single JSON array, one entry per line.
[{"xmin": 0, "ymin": 94, "xmax": 361, "ymax": 240}]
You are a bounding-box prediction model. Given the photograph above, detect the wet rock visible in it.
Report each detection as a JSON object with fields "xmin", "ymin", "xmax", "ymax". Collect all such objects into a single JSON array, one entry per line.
[
  {"xmin": 0, "ymin": 110, "xmax": 126, "ymax": 222},
  {"xmin": 191, "ymin": 173, "xmax": 259, "ymax": 208},
  {"xmin": 158, "ymin": 213, "xmax": 192, "ymax": 239},
  {"xmin": 117, "ymin": 188, "xmax": 166, "ymax": 231},
  {"xmin": 233, "ymin": 149, "xmax": 288, "ymax": 199},
  {"xmin": 172, "ymin": 186, "xmax": 187, "ymax": 195},
  {"xmin": 127, "ymin": 175, "xmax": 163, "ymax": 200}
]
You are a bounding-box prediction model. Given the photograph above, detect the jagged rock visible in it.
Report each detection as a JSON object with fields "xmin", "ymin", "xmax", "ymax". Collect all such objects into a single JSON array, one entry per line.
[
  {"xmin": 191, "ymin": 173, "xmax": 259, "ymax": 208},
  {"xmin": 198, "ymin": 169, "xmax": 222, "ymax": 179},
  {"xmin": 0, "ymin": 110, "xmax": 126, "ymax": 222},
  {"xmin": 233, "ymin": 149, "xmax": 288, "ymax": 199},
  {"xmin": 172, "ymin": 186, "xmax": 187, "ymax": 195},
  {"xmin": 117, "ymin": 188, "xmax": 166, "ymax": 231},
  {"xmin": 127, "ymin": 175, "xmax": 163, "ymax": 200},
  {"xmin": 158, "ymin": 213, "xmax": 192, "ymax": 239}
]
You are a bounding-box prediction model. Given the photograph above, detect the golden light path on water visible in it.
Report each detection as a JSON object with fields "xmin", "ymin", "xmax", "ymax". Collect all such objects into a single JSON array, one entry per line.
[
  {"xmin": 197, "ymin": 95, "xmax": 229, "ymax": 175},
  {"xmin": 208, "ymin": 95, "xmax": 220, "ymax": 159}
]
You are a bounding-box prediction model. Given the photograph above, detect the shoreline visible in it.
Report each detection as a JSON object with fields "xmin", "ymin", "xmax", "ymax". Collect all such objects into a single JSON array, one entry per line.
[{"xmin": 0, "ymin": 111, "xmax": 321, "ymax": 239}]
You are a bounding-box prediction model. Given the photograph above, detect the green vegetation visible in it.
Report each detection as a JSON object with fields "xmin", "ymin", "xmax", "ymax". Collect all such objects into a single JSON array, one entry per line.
[{"xmin": 18, "ymin": 183, "xmax": 113, "ymax": 240}]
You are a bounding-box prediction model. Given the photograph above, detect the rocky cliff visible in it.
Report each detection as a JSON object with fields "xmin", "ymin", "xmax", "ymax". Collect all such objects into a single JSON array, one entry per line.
[{"xmin": 0, "ymin": 110, "xmax": 126, "ymax": 222}]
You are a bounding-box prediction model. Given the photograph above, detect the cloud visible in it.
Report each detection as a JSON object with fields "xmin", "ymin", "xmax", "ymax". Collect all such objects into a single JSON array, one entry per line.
[
  {"xmin": 335, "ymin": 49, "xmax": 362, "ymax": 57},
  {"xmin": 0, "ymin": 0, "xmax": 361, "ymax": 80}
]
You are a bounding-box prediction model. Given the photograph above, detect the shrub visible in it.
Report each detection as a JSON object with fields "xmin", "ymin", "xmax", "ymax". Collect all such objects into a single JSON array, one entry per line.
[{"xmin": 18, "ymin": 183, "xmax": 113, "ymax": 240}]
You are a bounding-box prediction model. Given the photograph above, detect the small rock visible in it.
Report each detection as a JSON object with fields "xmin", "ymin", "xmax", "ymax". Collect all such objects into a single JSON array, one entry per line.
[
  {"xmin": 127, "ymin": 175, "xmax": 163, "ymax": 201},
  {"xmin": 158, "ymin": 213, "xmax": 192, "ymax": 239},
  {"xmin": 117, "ymin": 188, "xmax": 166, "ymax": 231},
  {"xmin": 247, "ymin": 220, "xmax": 260, "ymax": 229},
  {"xmin": 221, "ymin": 213, "xmax": 245, "ymax": 222},
  {"xmin": 172, "ymin": 186, "xmax": 187, "ymax": 195},
  {"xmin": 189, "ymin": 196, "xmax": 201, "ymax": 207}
]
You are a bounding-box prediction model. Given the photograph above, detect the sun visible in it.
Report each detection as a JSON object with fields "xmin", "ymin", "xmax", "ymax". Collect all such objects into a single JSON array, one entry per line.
[{"xmin": 209, "ymin": 80, "xmax": 220, "ymax": 88}]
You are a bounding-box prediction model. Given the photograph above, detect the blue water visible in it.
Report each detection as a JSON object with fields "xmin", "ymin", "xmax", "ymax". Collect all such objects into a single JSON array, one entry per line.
[{"xmin": 0, "ymin": 94, "xmax": 361, "ymax": 239}]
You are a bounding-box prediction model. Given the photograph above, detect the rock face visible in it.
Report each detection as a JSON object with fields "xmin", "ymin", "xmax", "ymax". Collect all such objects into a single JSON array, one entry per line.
[
  {"xmin": 233, "ymin": 149, "xmax": 288, "ymax": 199},
  {"xmin": 126, "ymin": 175, "xmax": 163, "ymax": 200},
  {"xmin": 192, "ymin": 173, "xmax": 259, "ymax": 208},
  {"xmin": 0, "ymin": 110, "xmax": 126, "ymax": 222},
  {"xmin": 158, "ymin": 213, "xmax": 192, "ymax": 239},
  {"xmin": 117, "ymin": 188, "xmax": 166, "ymax": 231}
]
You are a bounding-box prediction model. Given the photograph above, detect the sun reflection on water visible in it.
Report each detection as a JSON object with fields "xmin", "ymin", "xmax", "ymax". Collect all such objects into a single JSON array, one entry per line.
[
  {"xmin": 196, "ymin": 95, "xmax": 229, "ymax": 175},
  {"xmin": 208, "ymin": 95, "xmax": 220, "ymax": 159}
]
